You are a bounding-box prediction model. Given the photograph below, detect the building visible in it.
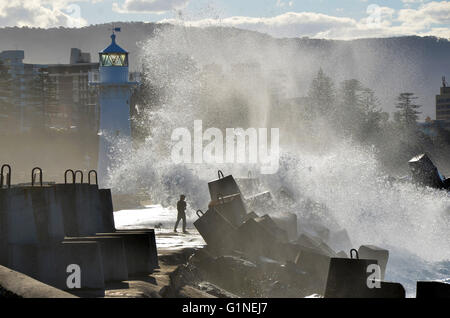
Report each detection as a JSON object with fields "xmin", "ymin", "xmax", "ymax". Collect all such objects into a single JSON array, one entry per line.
[
  {"xmin": 0, "ymin": 48, "xmax": 99, "ymax": 133},
  {"xmin": 436, "ymin": 76, "xmax": 450, "ymax": 123},
  {"xmin": 89, "ymin": 30, "xmax": 138, "ymax": 186}
]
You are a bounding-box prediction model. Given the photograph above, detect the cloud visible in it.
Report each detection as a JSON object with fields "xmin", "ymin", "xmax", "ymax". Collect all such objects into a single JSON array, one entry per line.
[
  {"xmin": 398, "ymin": 1, "xmax": 450, "ymax": 28},
  {"xmin": 159, "ymin": 2, "xmax": 450, "ymax": 40},
  {"xmin": 0, "ymin": 0, "xmax": 88, "ymax": 28},
  {"xmin": 112, "ymin": 0, "xmax": 190, "ymax": 14}
]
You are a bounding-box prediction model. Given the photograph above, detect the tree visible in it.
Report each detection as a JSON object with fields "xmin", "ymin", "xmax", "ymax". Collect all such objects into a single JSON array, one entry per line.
[
  {"xmin": 359, "ymin": 87, "xmax": 388, "ymax": 141},
  {"xmin": 394, "ymin": 92, "xmax": 421, "ymax": 127},
  {"xmin": 307, "ymin": 68, "xmax": 336, "ymax": 119},
  {"xmin": 337, "ymin": 79, "xmax": 365, "ymax": 136}
]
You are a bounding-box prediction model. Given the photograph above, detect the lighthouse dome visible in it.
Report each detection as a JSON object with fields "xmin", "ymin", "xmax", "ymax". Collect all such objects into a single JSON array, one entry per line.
[{"xmin": 99, "ymin": 33, "xmax": 128, "ymax": 67}]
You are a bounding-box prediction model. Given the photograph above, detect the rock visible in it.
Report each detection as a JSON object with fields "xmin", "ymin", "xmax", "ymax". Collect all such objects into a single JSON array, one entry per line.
[
  {"xmin": 178, "ymin": 285, "xmax": 217, "ymax": 298},
  {"xmin": 197, "ymin": 281, "xmax": 239, "ymax": 298},
  {"xmin": 209, "ymin": 255, "xmax": 263, "ymax": 297}
]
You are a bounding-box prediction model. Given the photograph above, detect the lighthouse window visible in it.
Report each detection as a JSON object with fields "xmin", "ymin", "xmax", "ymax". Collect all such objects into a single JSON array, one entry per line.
[{"xmin": 100, "ymin": 53, "xmax": 128, "ymax": 67}]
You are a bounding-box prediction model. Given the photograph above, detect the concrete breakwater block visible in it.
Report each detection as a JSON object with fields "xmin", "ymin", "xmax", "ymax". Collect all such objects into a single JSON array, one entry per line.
[
  {"xmin": 6, "ymin": 241, "xmax": 105, "ymax": 292},
  {"xmin": 416, "ymin": 281, "xmax": 450, "ymax": 298},
  {"xmin": 235, "ymin": 176, "xmax": 260, "ymax": 196},
  {"xmin": 54, "ymin": 184, "xmax": 105, "ymax": 237},
  {"xmin": 115, "ymin": 229, "xmax": 158, "ymax": 269},
  {"xmin": 55, "ymin": 184, "xmax": 115, "ymax": 236},
  {"xmin": 324, "ymin": 257, "xmax": 379, "ymax": 298},
  {"xmin": 95, "ymin": 232, "xmax": 155, "ymax": 276},
  {"xmin": 208, "ymin": 171, "xmax": 241, "ymax": 201},
  {"xmin": 2, "ymin": 186, "xmax": 66, "ymax": 245},
  {"xmin": 271, "ymin": 213, "xmax": 298, "ymax": 242},
  {"xmin": 245, "ymin": 191, "xmax": 276, "ymax": 214},
  {"xmin": 194, "ymin": 209, "xmax": 237, "ymax": 253},
  {"xmin": 295, "ymin": 249, "xmax": 331, "ymax": 295},
  {"xmin": 6, "ymin": 244, "xmax": 39, "ymax": 279},
  {"xmin": 296, "ymin": 233, "xmax": 337, "ymax": 258},
  {"xmin": 1, "ymin": 188, "xmax": 38, "ymax": 244},
  {"xmin": 28, "ymin": 187, "xmax": 65, "ymax": 243},
  {"xmin": 409, "ymin": 154, "xmax": 446, "ymax": 189},
  {"xmin": 210, "ymin": 193, "xmax": 247, "ymax": 228},
  {"xmin": 98, "ymin": 189, "xmax": 116, "ymax": 232},
  {"xmin": 236, "ymin": 218, "xmax": 283, "ymax": 261},
  {"xmin": 64, "ymin": 236, "xmax": 128, "ymax": 282},
  {"xmin": 358, "ymin": 245, "xmax": 389, "ymax": 280},
  {"xmin": 55, "ymin": 241, "xmax": 105, "ymax": 291},
  {"xmin": 254, "ymin": 215, "xmax": 289, "ymax": 243}
]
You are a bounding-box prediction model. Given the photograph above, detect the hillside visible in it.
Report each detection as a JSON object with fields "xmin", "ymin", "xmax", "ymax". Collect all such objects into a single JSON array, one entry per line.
[{"xmin": 0, "ymin": 22, "xmax": 449, "ymax": 118}]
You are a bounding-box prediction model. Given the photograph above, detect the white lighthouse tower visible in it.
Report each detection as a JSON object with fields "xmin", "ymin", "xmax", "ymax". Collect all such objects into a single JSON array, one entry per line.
[{"xmin": 90, "ymin": 29, "xmax": 138, "ymax": 186}]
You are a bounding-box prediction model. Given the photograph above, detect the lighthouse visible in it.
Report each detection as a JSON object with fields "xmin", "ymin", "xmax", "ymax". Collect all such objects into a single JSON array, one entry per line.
[{"xmin": 90, "ymin": 29, "xmax": 138, "ymax": 186}]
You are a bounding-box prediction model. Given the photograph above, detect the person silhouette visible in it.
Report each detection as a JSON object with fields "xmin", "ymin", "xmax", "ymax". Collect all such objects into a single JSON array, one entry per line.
[{"xmin": 174, "ymin": 194, "xmax": 187, "ymax": 233}]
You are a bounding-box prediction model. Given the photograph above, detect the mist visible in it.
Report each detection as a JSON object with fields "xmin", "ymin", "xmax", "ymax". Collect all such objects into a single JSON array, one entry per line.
[{"xmin": 105, "ymin": 25, "xmax": 450, "ymax": 270}]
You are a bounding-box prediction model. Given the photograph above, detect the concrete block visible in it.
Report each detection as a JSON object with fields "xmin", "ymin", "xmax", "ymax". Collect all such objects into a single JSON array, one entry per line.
[
  {"xmin": 75, "ymin": 184, "xmax": 104, "ymax": 236},
  {"xmin": 28, "ymin": 187, "xmax": 65, "ymax": 243},
  {"xmin": 295, "ymin": 249, "xmax": 331, "ymax": 294},
  {"xmin": 95, "ymin": 232, "xmax": 154, "ymax": 276},
  {"xmin": 208, "ymin": 171, "xmax": 241, "ymax": 201},
  {"xmin": 194, "ymin": 209, "xmax": 237, "ymax": 253},
  {"xmin": 241, "ymin": 212, "xmax": 259, "ymax": 223},
  {"xmin": 7, "ymin": 244, "xmax": 39, "ymax": 279},
  {"xmin": 235, "ymin": 176, "xmax": 260, "ymax": 196},
  {"xmin": 254, "ymin": 215, "xmax": 288, "ymax": 243},
  {"xmin": 211, "ymin": 193, "xmax": 247, "ymax": 227},
  {"xmin": 98, "ymin": 189, "xmax": 116, "ymax": 233},
  {"xmin": 369, "ymin": 282, "xmax": 405, "ymax": 298},
  {"xmin": 64, "ymin": 236, "xmax": 128, "ymax": 282},
  {"xmin": 54, "ymin": 184, "xmax": 79, "ymax": 236},
  {"xmin": 409, "ymin": 154, "xmax": 445, "ymax": 189},
  {"xmin": 55, "ymin": 184, "xmax": 104, "ymax": 236},
  {"xmin": 324, "ymin": 257, "xmax": 378, "ymax": 298},
  {"xmin": 236, "ymin": 218, "xmax": 282, "ymax": 261},
  {"xmin": 271, "ymin": 213, "xmax": 298, "ymax": 241},
  {"xmin": 56, "ymin": 241, "xmax": 105, "ymax": 291},
  {"xmin": 245, "ymin": 191, "xmax": 276, "ymax": 214},
  {"xmin": 358, "ymin": 245, "xmax": 389, "ymax": 280},
  {"xmin": 3, "ymin": 188, "xmax": 37, "ymax": 244},
  {"xmin": 7, "ymin": 241, "xmax": 106, "ymax": 292},
  {"xmin": 296, "ymin": 232, "xmax": 336, "ymax": 257},
  {"xmin": 416, "ymin": 281, "xmax": 450, "ymax": 298},
  {"xmin": 115, "ymin": 229, "xmax": 159, "ymax": 269}
]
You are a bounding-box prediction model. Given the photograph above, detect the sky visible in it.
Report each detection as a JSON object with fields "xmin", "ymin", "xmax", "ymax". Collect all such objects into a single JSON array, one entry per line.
[{"xmin": 0, "ymin": 0, "xmax": 450, "ymax": 40}]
